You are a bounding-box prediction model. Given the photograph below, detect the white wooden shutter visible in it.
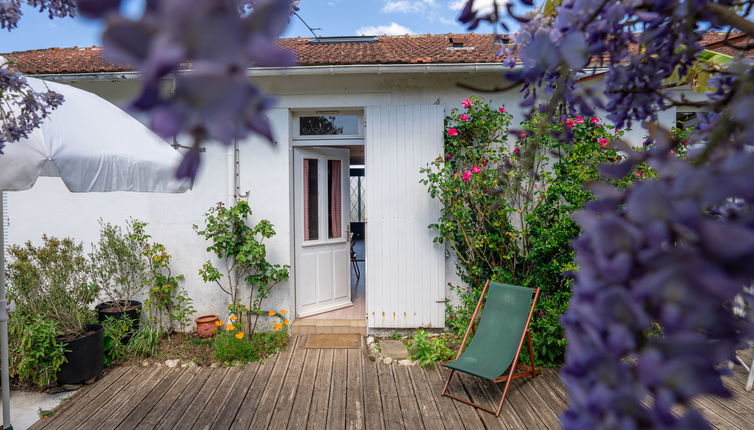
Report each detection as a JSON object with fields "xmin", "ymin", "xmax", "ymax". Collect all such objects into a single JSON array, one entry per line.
[{"xmin": 365, "ymin": 105, "xmax": 445, "ymax": 328}]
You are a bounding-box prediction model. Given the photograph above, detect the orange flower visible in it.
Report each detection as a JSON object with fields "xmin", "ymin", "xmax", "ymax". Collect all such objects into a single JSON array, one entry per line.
[
  {"xmin": 279, "ymin": 309, "xmax": 288, "ymax": 314},
  {"xmin": 229, "ymin": 315, "xmax": 237, "ymax": 321},
  {"xmin": 273, "ymin": 323, "xmax": 282, "ymax": 331},
  {"xmin": 283, "ymin": 320, "xmax": 289, "ymax": 326},
  {"xmin": 244, "ymin": 306, "xmax": 249, "ymax": 311},
  {"xmin": 268, "ymin": 310, "xmax": 276, "ymax": 316},
  {"xmin": 235, "ymin": 332, "xmax": 245, "ymax": 339},
  {"xmin": 226, "ymin": 323, "xmax": 235, "ymax": 331},
  {"xmin": 214, "ymin": 320, "xmax": 222, "ymax": 326}
]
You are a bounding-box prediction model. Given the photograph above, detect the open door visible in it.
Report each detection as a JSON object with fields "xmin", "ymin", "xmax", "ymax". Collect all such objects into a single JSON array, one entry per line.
[{"xmin": 294, "ymin": 147, "xmax": 351, "ymax": 317}]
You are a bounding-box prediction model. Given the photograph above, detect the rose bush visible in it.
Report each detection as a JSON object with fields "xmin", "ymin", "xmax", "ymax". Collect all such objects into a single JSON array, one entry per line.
[{"xmin": 423, "ymin": 97, "xmax": 634, "ymax": 365}]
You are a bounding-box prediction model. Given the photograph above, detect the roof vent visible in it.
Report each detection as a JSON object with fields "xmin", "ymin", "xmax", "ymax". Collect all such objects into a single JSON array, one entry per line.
[{"xmin": 308, "ymin": 36, "xmax": 379, "ymax": 44}]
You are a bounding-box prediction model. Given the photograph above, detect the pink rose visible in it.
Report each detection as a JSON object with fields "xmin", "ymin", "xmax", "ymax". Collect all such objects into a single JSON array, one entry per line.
[
  {"xmin": 513, "ymin": 147, "xmax": 520, "ymax": 153},
  {"xmin": 635, "ymin": 171, "xmax": 643, "ymax": 177},
  {"xmin": 598, "ymin": 138, "xmax": 609, "ymax": 146},
  {"xmin": 460, "ymin": 114, "xmax": 470, "ymax": 122},
  {"xmin": 566, "ymin": 120, "xmax": 576, "ymax": 128},
  {"xmin": 591, "ymin": 116, "xmax": 600, "ymax": 124},
  {"xmin": 445, "ymin": 153, "xmax": 453, "ymax": 160},
  {"xmin": 461, "ymin": 98, "xmax": 472, "ymax": 108},
  {"xmin": 471, "ymin": 165, "xmax": 482, "ymax": 173},
  {"xmin": 575, "ymin": 115, "xmax": 584, "ymax": 124},
  {"xmin": 462, "ymin": 171, "xmax": 472, "ymax": 181},
  {"xmin": 499, "ymin": 107, "xmax": 506, "ymax": 113},
  {"xmin": 447, "ymin": 128, "xmax": 459, "ymax": 136},
  {"xmin": 519, "ymin": 131, "xmax": 527, "ymax": 138}
]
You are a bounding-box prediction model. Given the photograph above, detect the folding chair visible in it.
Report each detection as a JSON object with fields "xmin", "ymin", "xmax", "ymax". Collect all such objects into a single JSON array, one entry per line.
[{"xmin": 441, "ymin": 280, "xmax": 541, "ymax": 416}]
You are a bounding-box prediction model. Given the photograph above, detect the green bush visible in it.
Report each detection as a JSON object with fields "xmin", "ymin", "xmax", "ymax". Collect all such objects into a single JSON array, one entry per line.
[
  {"xmin": 127, "ymin": 326, "xmax": 162, "ymax": 358},
  {"xmin": 528, "ymin": 292, "xmax": 570, "ymax": 366},
  {"xmin": 406, "ymin": 329, "xmax": 455, "ymax": 367},
  {"xmin": 10, "ymin": 314, "xmax": 67, "ymax": 387},
  {"xmin": 423, "ymin": 97, "xmax": 637, "ymax": 365},
  {"xmin": 102, "ymin": 316, "xmax": 133, "ymax": 366}
]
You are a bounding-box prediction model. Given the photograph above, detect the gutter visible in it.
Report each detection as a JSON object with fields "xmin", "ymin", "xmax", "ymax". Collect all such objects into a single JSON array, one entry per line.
[{"xmin": 30, "ymin": 63, "xmax": 516, "ymax": 82}]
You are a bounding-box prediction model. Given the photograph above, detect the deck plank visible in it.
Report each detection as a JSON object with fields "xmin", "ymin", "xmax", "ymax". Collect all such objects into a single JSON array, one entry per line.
[
  {"xmin": 92, "ymin": 366, "xmax": 172, "ymax": 429},
  {"xmin": 27, "ymin": 336, "xmax": 754, "ymax": 430},
  {"xmin": 155, "ymin": 366, "xmax": 213, "ymax": 430},
  {"xmin": 435, "ymin": 366, "xmax": 486, "ymax": 430},
  {"xmin": 361, "ymin": 354, "xmax": 385, "ymax": 430},
  {"xmin": 327, "ymin": 348, "xmax": 348, "ymax": 429},
  {"xmin": 308, "ymin": 348, "xmax": 334, "ymax": 429},
  {"xmin": 270, "ymin": 336, "xmax": 309, "ymax": 427},
  {"xmin": 37, "ymin": 366, "xmax": 138, "ymax": 430},
  {"xmin": 346, "ymin": 348, "xmax": 366, "ymax": 430},
  {"xmin": 393, "ymin": 365, "xmax": 425, "ymax": 430},
  {"xmin": 134, "ymin": 366, "xmax": 200, "ymax": 430},
  {"xmin": 248, "ymin": 336, "xmax": 299, "ymax": 429},
  {"xmin": 116, "ymin": 367, "xmax": 185, "ymax": 430},
  {"xmin": 287, "ymin": 349, "xmax": 321, "ymax": 430},
  {"xmin": 172, "ymin": 367, "xmax": 229, "ymax": 429},
  {"xmin": 228, "ymin": 353, "xmax": 280, "ymax": 430},
  {"xmin": 377, "ymin": 361, "xmax": 404, "ymax": 430},
  {"xmin": 407, "ymin": 365, "xmax": 445, "ymax": 429},
  {"xmin": 211, "ymin": 363, "xmax": 261, "ymax": 429}
]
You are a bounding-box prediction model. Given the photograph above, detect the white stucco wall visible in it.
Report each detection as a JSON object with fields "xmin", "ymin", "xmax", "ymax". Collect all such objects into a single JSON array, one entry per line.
[{"xmin": 4, "ymin": 70, "xmax": 683, "ymax": 328}]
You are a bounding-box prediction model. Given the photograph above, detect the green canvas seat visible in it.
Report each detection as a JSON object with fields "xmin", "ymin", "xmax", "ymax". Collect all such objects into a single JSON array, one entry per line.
[{"xmin": 441, "ymin": 281, "xmax": 541, "ymax": 416}]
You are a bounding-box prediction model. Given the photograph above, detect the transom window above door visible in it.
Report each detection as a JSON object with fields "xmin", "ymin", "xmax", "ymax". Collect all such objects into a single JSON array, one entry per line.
[{"xmin": 292, "ymin": 110, "xmax": 364, "ymax": 141}]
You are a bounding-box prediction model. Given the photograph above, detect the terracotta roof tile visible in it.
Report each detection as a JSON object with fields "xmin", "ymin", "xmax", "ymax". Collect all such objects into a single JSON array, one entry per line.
[{"xmin": 1, "ymin": 32, "xmax": 747, "ymax": 75}]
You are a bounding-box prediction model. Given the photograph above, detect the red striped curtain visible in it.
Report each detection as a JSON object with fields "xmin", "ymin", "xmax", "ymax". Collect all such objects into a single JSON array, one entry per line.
[
  {"xmin": 329, "ymin": 160, "xmax": 342, "ymax": 238},
  {"xmin": 303, "ymin": 160, "xmax": 311, "ymax": 241}
]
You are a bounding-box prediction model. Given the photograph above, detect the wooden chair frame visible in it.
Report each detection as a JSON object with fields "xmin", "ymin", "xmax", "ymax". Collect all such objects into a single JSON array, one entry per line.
[{"xmin": 441, "ymin": 280, "xmax": 542, "ymax": 416}]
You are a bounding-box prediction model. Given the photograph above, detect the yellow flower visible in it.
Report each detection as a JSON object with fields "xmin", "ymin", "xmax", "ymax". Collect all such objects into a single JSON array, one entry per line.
[
  {"xmin": 283, "ymin": 320, "xmax": 289, "ymax": 326},
  {"xmin": 215, "ymin": 320, "xmax": 222, "ymax": 327},
  {"xmin": 273, "ymin": 323, "xmax": 282, "ymax": 331},
  {"xmin": 279, "ymin": 309, "xmax": 288, "ymax": 314},
  {"xmin": 268, "ymin": 310, "xmax": 276, "ymax": 316},
  {"xmin": 229, "ymin": 315, "xmax": 237, "ymax": 321},
  {"xmin": 235, "ymin": 332, "xmax": 245, "ymax": 339},
  {"xmin": 226, "ymin": 324, "xmax": 235, "ymax": 331}
]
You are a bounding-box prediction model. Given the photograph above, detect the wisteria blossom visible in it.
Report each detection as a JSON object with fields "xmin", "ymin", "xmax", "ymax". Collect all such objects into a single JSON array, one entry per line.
[{"xmin": 459, "ymin": 0, "xmax": 754, "ymax": 428}]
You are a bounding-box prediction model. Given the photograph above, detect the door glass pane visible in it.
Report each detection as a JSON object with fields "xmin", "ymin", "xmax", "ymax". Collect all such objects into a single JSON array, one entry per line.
[
  {"xmin": 304, "ymin": 159, "xmax": 318, "ymax": 241},
  {"xmin": 328, "ymin": 160, "xmax": 342, "ymax": 239},
  {"xmin": 300, "ymin": 115, "xmax": 359, "ymax": 136}
]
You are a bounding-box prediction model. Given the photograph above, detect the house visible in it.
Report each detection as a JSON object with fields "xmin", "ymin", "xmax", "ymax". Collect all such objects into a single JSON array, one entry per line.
[{"xmin": 0, "ymin": 33, "xmax": 708, "ymax": 334}]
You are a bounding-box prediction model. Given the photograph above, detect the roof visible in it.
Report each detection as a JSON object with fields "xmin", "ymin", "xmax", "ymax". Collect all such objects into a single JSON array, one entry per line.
[
  {"xmin": 2, "ymin": 32, "xmax": 749, "ymax": 76},
  {"xmin": 2, "ymin": 34, "xmax": 502, "ymax": 75}
]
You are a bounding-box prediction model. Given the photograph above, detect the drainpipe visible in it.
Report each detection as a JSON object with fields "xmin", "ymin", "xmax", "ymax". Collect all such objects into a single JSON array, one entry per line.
[{"xmin": 227, "ymin": 141, "xmax": 239, "ymax": 206}]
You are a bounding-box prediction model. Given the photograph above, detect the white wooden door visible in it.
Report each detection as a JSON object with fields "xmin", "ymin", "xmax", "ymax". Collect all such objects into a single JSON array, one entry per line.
[
  {"xmin": 365, "ymin": 105, "xmax": 445, "ymax": 328},
  {"xmin": 294, "ymin": 147, "xmax": 351, "ymax": 317}
]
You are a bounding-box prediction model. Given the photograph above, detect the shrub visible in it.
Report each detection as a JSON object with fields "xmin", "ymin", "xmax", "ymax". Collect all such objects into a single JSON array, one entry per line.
[
  {"xmin": 9, "ymin": 314, "xmax": 67, "ymax": 387},
  {"xmin": 102, "ymin": 316, "xmax": 133, "ymax": 366},
  {"xmin": 130, "ymin": 220, "xmax": 195, "ymax": 333},
  {"xmin": 423, "ymin": 97, "xmax": 636, "ymax": 365},
  {"xmin": 213, "ymin": 325, "xmax": 288, "ymax": 362},
  {"xmin": 406, "ymin": 329, "xmax": 455, "ymax": 367},
  {"xmin": 7, "ymin": 235, "xmax": 97, "ymax": 337},
  {"xmin": 90, "ymin": 219, "xmax": 149, "ymax": 312},
  {"xmin": 127, "ymin": 326, "xmax": 162, "ymax": 358}
]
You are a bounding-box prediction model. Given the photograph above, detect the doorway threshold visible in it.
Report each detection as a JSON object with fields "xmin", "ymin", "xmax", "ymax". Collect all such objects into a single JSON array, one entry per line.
[{"xmin": 291, "ymin": 318, "xmax": 366, "ymax": 336}]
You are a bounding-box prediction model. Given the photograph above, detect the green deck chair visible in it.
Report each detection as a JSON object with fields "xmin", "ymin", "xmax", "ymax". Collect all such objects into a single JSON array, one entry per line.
[{"xmin": 441, "ymin": 281, "xmax": 541, "ymax": 416}]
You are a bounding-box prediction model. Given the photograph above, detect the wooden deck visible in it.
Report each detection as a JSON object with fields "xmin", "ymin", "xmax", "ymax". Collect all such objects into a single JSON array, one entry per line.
[{"xmin": 30, "ymin": 337, "xmax": 754, "ymax": 429}]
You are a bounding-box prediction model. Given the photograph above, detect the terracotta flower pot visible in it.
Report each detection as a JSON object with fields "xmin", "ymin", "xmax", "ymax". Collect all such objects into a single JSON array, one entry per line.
[{"xmin": 195, "ymin": 314, "xmax": 220, "ymax": 337}]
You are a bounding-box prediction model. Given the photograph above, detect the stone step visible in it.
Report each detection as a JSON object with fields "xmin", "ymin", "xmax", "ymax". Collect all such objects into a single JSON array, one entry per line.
[{"xmin": 291, "ymin": 318, "xmax": 367, "ymax": 336}]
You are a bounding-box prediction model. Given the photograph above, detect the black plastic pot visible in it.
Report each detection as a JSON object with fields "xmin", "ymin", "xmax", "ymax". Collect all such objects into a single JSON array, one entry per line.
[
  {"xmin": 95, "ymin": 300, "xmax": 142, "ymax": 331},
  {"xmin": 57, "ymin": 324, "xmax": 104, "ymax": 385}
]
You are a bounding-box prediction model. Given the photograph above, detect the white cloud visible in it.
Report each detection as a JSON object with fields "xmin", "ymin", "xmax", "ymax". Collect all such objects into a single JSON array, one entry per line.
[
  {"xmin": 449, "ymin": 0, "xmax": 466, "ymax": 11},
  {"xmin": 381, "ymin": 0, "xmax": 436, "ymax": 14},
  {"xmin": 355, "ymin": 22, "xmax": 415, "ymax": 36}
]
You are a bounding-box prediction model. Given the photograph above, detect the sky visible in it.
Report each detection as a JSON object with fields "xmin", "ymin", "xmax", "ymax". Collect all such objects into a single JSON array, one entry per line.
[{"xmin": 0, "ymin": 0, "xmax": 507, "ymax": 53}]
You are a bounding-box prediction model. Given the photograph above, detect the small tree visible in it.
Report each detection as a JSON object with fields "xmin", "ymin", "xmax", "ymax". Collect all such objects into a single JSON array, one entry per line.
[
  {"xmin": 195, "ymin": 201, "xmax": 289, "ymax": 337},
  {"xmin": 90, "ymin": 219, "xmax": 149, "ymax": 312}
]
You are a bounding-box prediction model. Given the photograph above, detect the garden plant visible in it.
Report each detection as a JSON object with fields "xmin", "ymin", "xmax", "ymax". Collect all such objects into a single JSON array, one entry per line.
[{"xmin": 423, "ymin": 96, "xmax": 635, "ymax": 365}]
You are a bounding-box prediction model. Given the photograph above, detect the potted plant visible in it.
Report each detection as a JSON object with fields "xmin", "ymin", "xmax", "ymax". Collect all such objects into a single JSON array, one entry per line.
[
  {"xmin": 7, "ymin": 236, "xmax": 102, "ymax": 385},
  {"xmin": 90, "ymin": 219, "xmax": 150, "ymax": 331}
]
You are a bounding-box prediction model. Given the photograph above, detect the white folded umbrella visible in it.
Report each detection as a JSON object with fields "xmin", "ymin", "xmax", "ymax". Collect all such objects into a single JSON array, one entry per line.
[{"xmin": 0, "ymin": 76, "xmax": 189, "ymax": 429}]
